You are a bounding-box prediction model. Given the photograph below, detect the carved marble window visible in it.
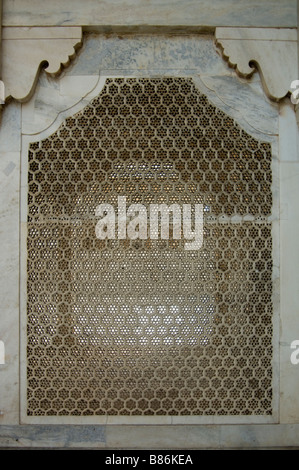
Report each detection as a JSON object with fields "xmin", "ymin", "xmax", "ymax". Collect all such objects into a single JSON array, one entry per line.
[{"xmin": 25, "ymin": 77, "xmax": 273, "ymax": 418}]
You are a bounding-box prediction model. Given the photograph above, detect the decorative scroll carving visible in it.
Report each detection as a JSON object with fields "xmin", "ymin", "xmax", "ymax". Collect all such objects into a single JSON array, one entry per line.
[
  {"xmin": 2, "ymin": 27, "xmax": 82, "ymax": 102},
  {"xmin": 215, "ymin": 27, "xmax": 298, "ymax": 102}
]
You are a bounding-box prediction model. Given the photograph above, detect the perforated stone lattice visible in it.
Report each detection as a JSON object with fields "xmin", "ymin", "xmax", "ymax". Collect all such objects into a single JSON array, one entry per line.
[{"xmin": 26, "ymin": 78, "xmax": 273, "ymax": 416}]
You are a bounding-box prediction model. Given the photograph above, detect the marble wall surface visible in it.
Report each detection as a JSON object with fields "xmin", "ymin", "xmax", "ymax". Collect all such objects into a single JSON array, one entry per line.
[{"xmin": 0, "ymin": 9, "xmax": 299, "ymax": 446}]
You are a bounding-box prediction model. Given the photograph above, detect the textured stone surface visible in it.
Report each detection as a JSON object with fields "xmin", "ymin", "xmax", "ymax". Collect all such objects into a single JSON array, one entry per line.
[
  {"xmin": 0, "ymin": 0, "xmax": 298, "ymax": 447},
  {"xmin": 2, "ymin": 0, "xmax": 297, "ymax": 28},
  {"xmin": 0, "ymin": 103, "xmax": 22, "ymax": 425}
]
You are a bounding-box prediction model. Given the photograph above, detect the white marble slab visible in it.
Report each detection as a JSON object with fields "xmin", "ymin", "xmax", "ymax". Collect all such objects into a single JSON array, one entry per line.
[
  {"xmin": 2, "ymin": 0, "xmax": 297, "ymax": 28},
  {"xmin": 0, "ymin": 102, "xmax": 21, "ymax": 152},
  {"xmin": 22, "ymin": 74, "xmax": 99, "ymax": 135},
  {"xmin": 0, "ymin": 150, "xmax": 21, "ymax": 425},
  {"xmin": 279, "ymin": 99, "xmax": 299, "ymax": 162}
]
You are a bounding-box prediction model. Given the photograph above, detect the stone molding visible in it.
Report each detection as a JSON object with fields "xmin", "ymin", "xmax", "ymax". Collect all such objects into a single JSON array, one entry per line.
[
  {"xmin": 215, "ymin": 27, "xmax": 298, "ymax": 103},
  {"xmin": 1, "ymin": 26, "xmax": 82, "ymax": 102}
]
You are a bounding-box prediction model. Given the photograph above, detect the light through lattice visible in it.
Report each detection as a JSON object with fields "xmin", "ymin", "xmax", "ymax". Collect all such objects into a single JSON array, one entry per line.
[{"xmin": 27, "ymin": 78, "xmax": 273, "ymax": 416}]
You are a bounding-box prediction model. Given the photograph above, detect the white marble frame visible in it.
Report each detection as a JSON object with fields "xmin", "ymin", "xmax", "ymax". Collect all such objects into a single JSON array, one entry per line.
[{"xmin": 18, "ymin": 62, "xmax": 280, "ymax": 425}]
